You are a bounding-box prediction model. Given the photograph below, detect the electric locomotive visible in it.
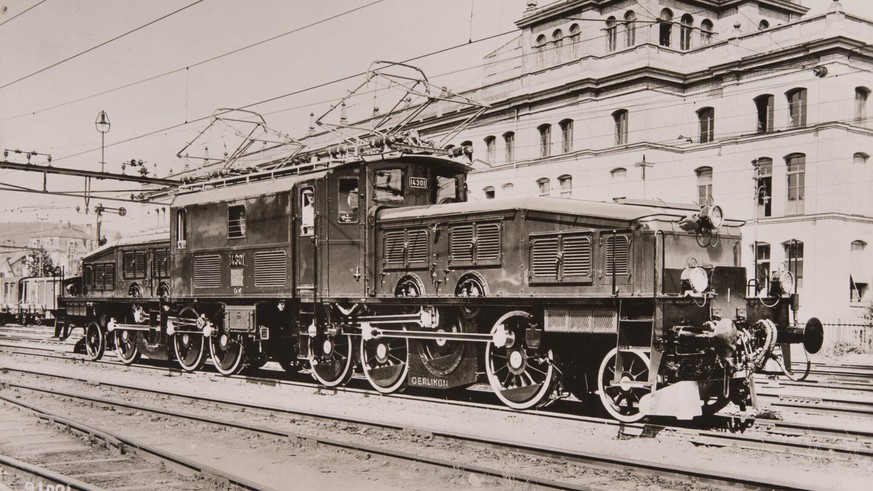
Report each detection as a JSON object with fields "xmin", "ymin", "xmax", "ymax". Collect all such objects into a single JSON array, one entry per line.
[{"xmin": 58, "ymin": 63, "xmax": 823, "ymax": 423}]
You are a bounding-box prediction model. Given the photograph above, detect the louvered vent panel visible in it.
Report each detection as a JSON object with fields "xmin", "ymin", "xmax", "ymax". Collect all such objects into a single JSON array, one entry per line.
[
  {"xmin": 606, "ymin": 235, "xmax": 630, "ymax": 275},
  {"xmin": 254, "ymin": 251, "xmax": 287, "ymax": 287},
  {"xmin": 123, "ymin": 252, "xmax": 136, "ymax": 277},
  {"xmin": 532, "ymin": 237, "xmax": 559, "ymax": 277},
  {"xmin": 406, "ymin": 229, "xmax": 428, "ymax": 264},
  {"xmin": 563, "ymin": 236, "xmax": 591, "ymax": 277},
  {"xmin": 102, "ymin": 264, "xmax": 116, "ymax": 290},
  {"xmin": 451, "ymin": 225, "xmax": 474, "ymax": 262},
  {"xmin": 384, "ymin": 231, "xmax": 406, "ymax": 265},
  {"xmin": 194, "ymin": 254, "xmax": 222, "ymax": 289},
  {"xmin": 476, "ymin": 223, "xmax": 500, "ymax": 261},
  {"xmin": 134, "ymin": 251, "xmax": 146, "ymax": 277}
]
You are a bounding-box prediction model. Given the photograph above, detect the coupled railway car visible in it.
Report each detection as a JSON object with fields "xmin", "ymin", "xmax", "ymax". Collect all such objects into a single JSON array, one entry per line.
[
  {"xmin": 57, "ymin": 63, "xmax": 823, "ymax": 422},
  {"xmin": 0, "ymin": 275, "xmax": 65, "ymax": 326}
]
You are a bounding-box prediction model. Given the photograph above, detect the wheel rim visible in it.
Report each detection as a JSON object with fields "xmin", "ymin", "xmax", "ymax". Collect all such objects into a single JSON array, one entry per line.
[
  {"xmin": 85, "ymin": 322, "xmax": 105, "ymax": 361},
  {"xmin": 361, "ymin": 331, "xmax": 409, "ymax": 394},
  {"xmin": 173, "ymin": 307, "xmax": 206, "ymax": 372},
  {"xmin": 417, "ymin": 312, "xmax": 466, "ymax": 377},
  {"xmin": 115, "ymin": 329, "xmax": 140, "ymax": 364},
  {"xmin": 309, "ymin": 331, "xmax": 355, "ymax": 387},
  {"xmin": 209, "ymin": 326, "xmax": 246, "ymax": 376},
  {"xmin": 485, "ymin": 311, "xmax": 556, "ymax": 410},
  {"xmin": 598, "ymin": 347, "xmax": 651, "ymax": 422}
]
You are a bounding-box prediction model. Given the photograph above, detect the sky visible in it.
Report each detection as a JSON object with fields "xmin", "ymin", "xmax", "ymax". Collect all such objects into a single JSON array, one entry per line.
[{"xmin": 0, "ymin": 0, "xmax": 867, "ymax": 234}]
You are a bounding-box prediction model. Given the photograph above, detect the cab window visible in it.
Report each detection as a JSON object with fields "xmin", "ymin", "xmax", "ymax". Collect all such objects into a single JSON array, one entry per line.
[
  {"xmin": 300, "ymin": 187, "xmax": 315, "ymax": 236},
  {"xmin": 338, "ymin": 178, "xmax": 359, "ymax": 223},
  {"xmin": 228, "ymin": 204, "xmax": 246, "ymax": 238},
  {"xmin": 373, "ymin": 169, "xmax": 403, "ymax": 204},
  {"xmin": 436, "ymin": 175, "xmax": 461, "ymax": 203}
]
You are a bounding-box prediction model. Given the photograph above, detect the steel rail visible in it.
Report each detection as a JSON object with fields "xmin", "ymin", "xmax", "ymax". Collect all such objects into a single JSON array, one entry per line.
[
  {"xmin": 0, "ymin": 365, "xmax": 844, "ymax": 490},
  {"xmin": 4, "ymin": 343, "xmax": 873, "ymax": 449},
  {"xmin": 0, "ymin": 452, "xmax": 104, "ymax": 491},
  {"xmin": 0, "ymin": 394, "xmax": 278, "ymax": 491}
]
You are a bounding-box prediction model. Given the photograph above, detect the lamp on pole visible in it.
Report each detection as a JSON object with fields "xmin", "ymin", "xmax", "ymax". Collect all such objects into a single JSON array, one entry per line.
[{"xmin": 95, "ymin": 110, "xmax": 110, "ymax": 173}]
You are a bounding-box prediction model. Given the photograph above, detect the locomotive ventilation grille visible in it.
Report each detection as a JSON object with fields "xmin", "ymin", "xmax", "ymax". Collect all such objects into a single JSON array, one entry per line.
[
  {"xmin": 450, "ymin": 223, "xmax": 501, "ymax": 264},
  {"xmin": 254, "ymin": 250, "xmax": 287, "ymax": 287},
  {"xmin": 193, "ymin": 254, "xmax": 222, "ymax": 289},
  {"xmin": 154, "ymin": 248, "xmax": 170, "ymax": 277},
  {"xmin": 384, "ymin": 228, "xmax": 428, "ymax": 267},
  {"xmin": 605, "ymin": 235, "xmax": 630, "ymax": 275},
  {"xmin": 531, "ymin": 234, "xmax": 591, "ymax": 280}
]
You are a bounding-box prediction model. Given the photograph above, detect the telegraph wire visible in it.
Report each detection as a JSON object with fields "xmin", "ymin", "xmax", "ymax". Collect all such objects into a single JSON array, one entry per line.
[
  {"xmin": 0, "ymin": 0, "xmax": 47, "ymax": 28},
  {"xmin": 0, "ymin": 0, "xmax": 206, "ymax": 91}
]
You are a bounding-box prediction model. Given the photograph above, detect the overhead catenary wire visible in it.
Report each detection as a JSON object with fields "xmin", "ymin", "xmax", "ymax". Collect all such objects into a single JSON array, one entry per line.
[{"xmin": 0, "ymin": 0, "xmax": 47, "ymax": 29}]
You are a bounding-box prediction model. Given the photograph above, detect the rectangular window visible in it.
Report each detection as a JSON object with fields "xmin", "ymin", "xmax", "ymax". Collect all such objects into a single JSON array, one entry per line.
[
  {"xmin": 755, "ymin": 95, "xmax": 774, "ymax": 133},
  {"xmin": 485, "ymin": 137, "xmax": 496, "ymax": 163},
  {"xmin": 755, "ymin": 243, "xmax": 770, "ymax": 294},
  {"xmin": 300, "ymin": 188, "xmax": 314, "ymax": 236},
  {"xmin": 560, "ymin": 120, "xmax": 573, "ymax": 153},
  {"xmin": 697, "ymin": 168, "xmax": 713, "ymax": 205},
  {"xmin": 698, "ymin": 108, "xmax": 714, "ymax": 143},
  {"xmin": 786, "ymin": 155, "xmax": 805, "ymax": 215},
  {"xmin": 504, "ymin": 133, "xmax": 515, "ymax": 163},
  {"xmin": 373, "ymin": 168, "xmax": 404, "ymax": 204},
  {"xmin": 614, "ymin": 111, "xmax": 628, "ymax": 145},
  {"xmin": 228, "ymin": 204, "xmax": 246, "ymax": 239},
  {"xmin": 756, "ymin": 159, "xmax": 772, "ymax": 218},
  {"xmin": 176, "ymin": 209, "xmax": 188, "ymax": 249},
  {"xmin": 784, "ymin": 241, "xmax": 804, "ymax": 287},
  {"xmin": 538, "ymin": 125, "xmax": 551, "ymax": 158},
  {"xmin": 337, "ymin": 177, "xmax": 359, "ymax": 224}
]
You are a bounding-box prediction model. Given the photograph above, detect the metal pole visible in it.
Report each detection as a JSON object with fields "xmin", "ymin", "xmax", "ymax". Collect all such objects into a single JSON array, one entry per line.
[{"xmin": 100, "ymin": 132, "xmax": 105, "ymax": 173}]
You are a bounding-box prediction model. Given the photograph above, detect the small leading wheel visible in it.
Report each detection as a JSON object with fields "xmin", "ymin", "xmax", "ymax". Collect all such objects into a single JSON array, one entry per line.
[
  {"xmin": 209, "ymin": 324, "xmax": 247, "ymax": 376},
  {"xmin": 173, "ymin": 307, "xmax": 206, "ymax": 372},
  {"xmin": 309, "ymin": 329, "xmax": 355, "ymax": 387},
  {"xmin": 115, "ymin": 329, "xmax": 141, "ymax": 365},
  {"xmin": 85, "ymin": 321, "xmax": 105, "ymax": 361},
  {"xmin": 361, "ymin": 330, "xmax": 409, "ymax": 394},
  {"xmin": 485, "ymin": 310, "xmax": 557, "ymax": 410},
  {"xmin": 598, "ymin": 347, "xmax": 651, "ymax": 423}
]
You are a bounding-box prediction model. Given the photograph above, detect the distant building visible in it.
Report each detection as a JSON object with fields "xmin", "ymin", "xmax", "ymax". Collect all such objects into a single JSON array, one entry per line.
[
  {"xmin": 416, "ymin": 0, "xmax": 873, "ymax": 346},
  {"xmin": 0, "ymin": 221, "xmax": 97, "ymax": 277}
]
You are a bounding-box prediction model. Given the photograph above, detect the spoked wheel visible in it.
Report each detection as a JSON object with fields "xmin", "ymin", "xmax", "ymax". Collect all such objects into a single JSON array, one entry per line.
[
  {"xmin": 361, "ymin": 329, "xmax": 409, "ymax": 394},
  {"xmin": 209, "ymin": 324, "xmax": 247, "ymax": 376},
  {"xmin": 417, "ymin": 312, "xmax": 467, "ymax": 377},
  {"xmin": 485, "ymin": 310, "xmax": 557, "ymax": 410},
  {"xmin": 309, "ymin": 329, "xmax": 355, "ymax": 387},
  {"xmin": 84, "ymin": 321, "xmax": 105, "ymax": 361},
  {"xmin": 114, "ymin": 329, "xmax": 141, "ymax": 365},
  {"xmin": 173, "ymin": 307, "xmax": 206, "ymax": 372},
  {"xmin": 598, "ymin": 347, "xmax": 651, "ymax": 423}
]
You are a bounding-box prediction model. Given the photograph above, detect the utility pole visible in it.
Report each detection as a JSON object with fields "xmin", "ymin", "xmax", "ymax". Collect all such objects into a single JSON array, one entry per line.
[{"xmin": 635, "ymin": 154, "xmax": 654, "ymax": 199}]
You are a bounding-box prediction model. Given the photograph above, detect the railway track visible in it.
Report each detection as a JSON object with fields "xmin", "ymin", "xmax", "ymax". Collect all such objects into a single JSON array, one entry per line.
[
  {"xmin": 0, "ymin": 364, "xmax": 850, "ymax": 491},
  {"xmin": 3, "ymin": 335, "xmax": 873, "ymax": 454},
  {"xmin": 0, "ymin": 397, "xmax": 263, "ymax": 490}
]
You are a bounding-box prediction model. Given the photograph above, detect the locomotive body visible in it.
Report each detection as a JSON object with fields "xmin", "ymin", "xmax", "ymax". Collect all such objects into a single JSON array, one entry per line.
[{"xmin": 61, "ymin": 143, "xmax": 822, "ymax": 422}]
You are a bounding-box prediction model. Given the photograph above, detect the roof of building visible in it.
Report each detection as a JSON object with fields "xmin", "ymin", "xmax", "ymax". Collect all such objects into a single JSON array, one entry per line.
[{"xmin": 0, "ymin": 222, "xmax": 92, "ymax": 246}]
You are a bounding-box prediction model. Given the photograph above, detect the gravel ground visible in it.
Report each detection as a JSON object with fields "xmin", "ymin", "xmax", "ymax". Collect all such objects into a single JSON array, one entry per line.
[{"xmin": 0, "ymin": 353, "xmax": 871, "ymax": 490}]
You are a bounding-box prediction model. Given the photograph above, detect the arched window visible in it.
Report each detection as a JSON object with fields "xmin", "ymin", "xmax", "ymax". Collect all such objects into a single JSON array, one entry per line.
[
  {"xmin": 610, "ymin": 167, "xmax": 627, "ymax": 179},
  {"xmin": 697, "ymin": 107, "xmax": 714, "ymax": 143},
  {"xmin": 605, "ymin": 17, "xmax": 617, "ymax": 52},
  {"xmin": 552, "ymin": 29, "xmax": 564, "ymax": 64},
  {"xmin": 680, "ymin": 14, "xmax": 694, "ymax": 50},
  {"xmin": 538, "ymin": 123, "xmax": 552, "ymax": 158},
  {"xmin": 483, "ymin": 186, "xmax": 495, "ymax": 199},
  {"xmin": 696, "ymin": 166, "xmax": 713, "ymax": 205},
  {"xmin": 460, "ymin": 140, "xmax": 472, "ymax": 151},
  {"xmin": 659, "ymin": 9, "xmax": 673, "ymax": 47},
  {"xmin": 754, "ymin": 94, "xmax": 774, "ymax": 133},
  {"xmin": 786, "ymin": 88, "xmax": 807, "ymax": 128},
  {"xmin": 854, "ymin": 152, "xmax": 869, "ymax": 165},
  {"xmin": 851, "ymin": 240, "xmax": 869, "ymax": 301},
  {"xmin": 568, "ymin": 24, "xmax": 581, "ymax": 59},
  {"xmin": 700, "ymin": 19, "xmax": 714, "ymax": 45},
  {"xmin": 785, "ymin": 153, "xmax": 806, "ymax": 215},
  {"xmin": 537, "ymin": 177, "xmax": 551, "ymax": 197},
  {"xmin": 484, "ymin": 136, "xmax": 496, "ymax": 163},
  {"xmin": 612, "ymin": 109, "xmax": 628, "ymax": 145},
  {"xmin": 759, "ymin": 19, "xmax": 770, "ymax": 30},
  {"xmin": 536, "ymin": 34, "xmax": 547, "ymax": 68},
  {"xmin": 502, "ymin": 183, "xmax": 514, "ymax": 194},
  {"xmin": 558, "ymin": 174, "xmax": 572, "ymax": 198},
  {"xmin": 624, "ymin": 11, "xmax": 636, "ymax": 47},
  {"xmin": 559, "ymin": 119, "xmax": 574, "ymax": 153},
  {"xmin": 503, "ymin": 131, "xmax": 515, "ymax": 163},
  {"xmin": 855, "ymin": 87, "xmax": 869, "ymax": 125},
  {"xmin": 755, "ymin": 157, "xmax": 773, "ymax": 218}
]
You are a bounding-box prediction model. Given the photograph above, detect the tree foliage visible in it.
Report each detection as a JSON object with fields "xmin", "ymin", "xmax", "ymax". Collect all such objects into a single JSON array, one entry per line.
[{"xmin": 26, "ymin": 248, "xmax": 56, "ymax": 277}]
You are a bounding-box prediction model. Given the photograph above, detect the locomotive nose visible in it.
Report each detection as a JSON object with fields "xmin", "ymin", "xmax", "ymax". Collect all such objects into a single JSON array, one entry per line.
[{"xmin": 711, "ymin": 318, "xmax": 738, "ymax": 358}]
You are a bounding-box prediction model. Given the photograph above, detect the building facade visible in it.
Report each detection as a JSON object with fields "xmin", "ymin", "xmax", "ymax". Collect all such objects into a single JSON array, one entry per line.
[{"xmin": 424, "ymin": 0, "xmax": 872, "ymax": 346}]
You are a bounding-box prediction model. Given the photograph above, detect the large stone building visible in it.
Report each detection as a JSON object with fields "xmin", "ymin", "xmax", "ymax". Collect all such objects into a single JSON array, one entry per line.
[
  {"xmin": 0, "ymin": 222, "xmax": 96, "ymax": 277},
  {"xmin": 427, "ymin": 0, "xmax": 871, "ymax": 346}
]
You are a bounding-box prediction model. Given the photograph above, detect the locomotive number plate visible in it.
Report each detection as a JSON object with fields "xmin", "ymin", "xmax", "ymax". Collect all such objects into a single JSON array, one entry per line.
[
  {"xmin": 409, "ymin": 177, "xmax": 427, "ymax": 189},
  {"xmin": 230, "ymin": 253, "xmax": 245, "ymax": 267}
]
